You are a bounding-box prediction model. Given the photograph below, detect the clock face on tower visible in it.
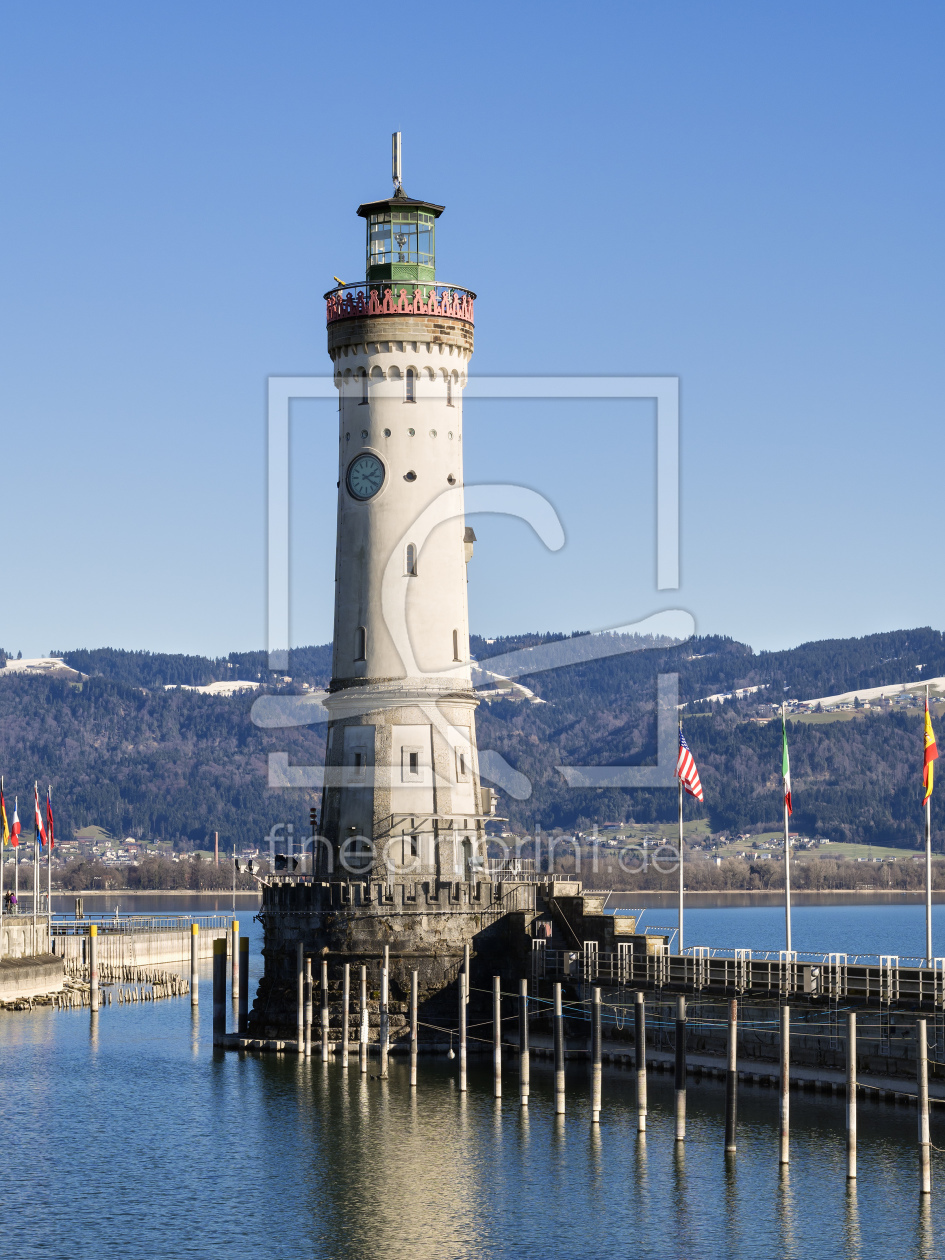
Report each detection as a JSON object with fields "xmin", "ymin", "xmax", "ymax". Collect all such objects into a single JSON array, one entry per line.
[{"xmin": 346, "ymin": 453, "xmax": 385, "ymax": 501}]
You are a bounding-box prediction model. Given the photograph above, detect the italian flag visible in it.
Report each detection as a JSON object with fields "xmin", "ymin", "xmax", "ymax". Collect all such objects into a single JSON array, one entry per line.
[{"xmin": 782, "ymin": 710, "xmax": 793, "ymax": 816}]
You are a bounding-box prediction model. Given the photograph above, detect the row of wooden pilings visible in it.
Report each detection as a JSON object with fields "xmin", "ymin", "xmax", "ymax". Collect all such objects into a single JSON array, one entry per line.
[{"xmin": 212, "ymin": 943, "xmax": 935, "ymax": 1195}]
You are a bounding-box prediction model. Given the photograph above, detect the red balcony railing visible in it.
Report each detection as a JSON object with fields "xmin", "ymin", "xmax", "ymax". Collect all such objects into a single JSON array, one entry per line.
[{"xmin": 325, "ymin": 281, "xmax": 475, "ymax": 326}]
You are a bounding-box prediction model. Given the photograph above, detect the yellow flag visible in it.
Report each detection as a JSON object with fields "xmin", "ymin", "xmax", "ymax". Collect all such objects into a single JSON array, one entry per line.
[{"xmin": 924, "ymin": 700, "xmax": 938, "ymax": 802}]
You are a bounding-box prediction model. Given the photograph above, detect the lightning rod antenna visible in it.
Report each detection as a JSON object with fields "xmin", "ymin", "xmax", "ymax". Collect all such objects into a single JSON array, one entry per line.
[{"xmin": 392, "ymin": 131, "xmax": 402, "ymax": 193}]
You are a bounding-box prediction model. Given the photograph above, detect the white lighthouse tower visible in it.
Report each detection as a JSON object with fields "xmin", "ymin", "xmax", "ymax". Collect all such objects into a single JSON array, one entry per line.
[{"xmin": 320, "ymin": 136, "xmax": 489, "ymax": 885}]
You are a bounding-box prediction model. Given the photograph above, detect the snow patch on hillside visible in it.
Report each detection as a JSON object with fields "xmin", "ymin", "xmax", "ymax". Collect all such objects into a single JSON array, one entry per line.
[{"xmin": 0, "ymin": 656, "xmax": 87, "ymax": 681}]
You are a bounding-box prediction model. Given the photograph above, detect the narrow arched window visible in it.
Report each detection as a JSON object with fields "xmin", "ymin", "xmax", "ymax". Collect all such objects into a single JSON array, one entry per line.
[
  {"xmin": 405, "ymin": 543, "xmax": 417, "ymax": 575},
  {"xmin": 446, "ymin": 376, "xmax": 453, "ymax": 407},
  {"xmin": 359, "ymin": 370, "xmax": 368, "ymax": 405},
  {"xmin": 405, "ymin": 368, "xmax": 416, "ymax": 403},
  {"xmin": 453, "ymin": 629, "xmax": 461, "ymax": 662},
  {"xmin": 355, "ymin": 626, "xmax": 366, "ymax": 661}
]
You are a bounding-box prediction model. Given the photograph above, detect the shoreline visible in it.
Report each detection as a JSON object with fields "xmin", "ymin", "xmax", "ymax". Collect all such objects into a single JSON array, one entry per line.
[
  {"xmin": 51, "ymin": 889, "xmax": 262, "ymax": 898},
  {"xmin": 597, "ymin": 888, "xmax": 945, "ymax": 897},
  {"xmin": 53, "ymin": 887, "xmax": 940, "ymax": 898}
]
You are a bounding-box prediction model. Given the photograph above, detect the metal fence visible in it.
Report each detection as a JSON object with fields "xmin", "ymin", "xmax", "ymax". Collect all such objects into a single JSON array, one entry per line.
[
  {"xmin": 530, "ymin": 943, "xmax": 945, "ymax": 1008},
  {"xmin": 484, "ymin": 859, "xmax": 538, "ymax": 880},
  {"xmin": 51, "ymin": 915, "xmax": 230, "ymax": 936}
]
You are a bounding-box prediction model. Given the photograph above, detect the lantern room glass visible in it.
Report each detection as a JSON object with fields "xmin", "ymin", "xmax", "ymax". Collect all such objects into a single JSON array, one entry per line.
[{"xmin": 368, "ymin": 211, "xmax": 435, "ymax": 269}]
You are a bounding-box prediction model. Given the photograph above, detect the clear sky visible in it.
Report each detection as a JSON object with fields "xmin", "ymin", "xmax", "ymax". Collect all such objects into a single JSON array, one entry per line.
[{"xmin": 2, "ymin": 2, "xmax": 943, "ymax": 660}]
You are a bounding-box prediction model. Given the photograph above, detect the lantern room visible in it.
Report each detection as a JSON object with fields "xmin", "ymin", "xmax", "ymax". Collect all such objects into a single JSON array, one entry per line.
[{"xmin": 357, "ymin": 192, "xmax": 444, "ymax": 285}]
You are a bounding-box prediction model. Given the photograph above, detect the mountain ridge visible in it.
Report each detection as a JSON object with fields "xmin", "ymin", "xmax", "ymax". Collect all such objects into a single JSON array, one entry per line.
[{"xmin": 0, "ymin": 627, "xmax": 941, "ymax": 851}]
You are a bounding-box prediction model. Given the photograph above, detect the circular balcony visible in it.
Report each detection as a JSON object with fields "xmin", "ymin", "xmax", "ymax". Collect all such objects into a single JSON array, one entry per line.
[{"xmin": 325, "ymin": 281, "xmax": 475, "ymax": 326}]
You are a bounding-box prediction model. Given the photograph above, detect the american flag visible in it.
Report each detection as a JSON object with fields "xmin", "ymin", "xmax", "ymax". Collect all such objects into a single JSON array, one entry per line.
[{"xmin": 676, "ymin": 726, "xmax": 704, "ymax": 801}]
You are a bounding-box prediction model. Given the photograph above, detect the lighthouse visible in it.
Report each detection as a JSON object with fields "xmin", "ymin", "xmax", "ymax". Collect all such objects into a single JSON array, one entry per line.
[
  {"xmin": 320, "ymin": 135, "xmax": 489, "ymax": 885},
  {"xmin": 247, "ymin": 139, "xmax": 546, "ymax": 1041},
  {"xmin": 247, "ymin": 141, "xmax": 634, "ymax": 1042}
]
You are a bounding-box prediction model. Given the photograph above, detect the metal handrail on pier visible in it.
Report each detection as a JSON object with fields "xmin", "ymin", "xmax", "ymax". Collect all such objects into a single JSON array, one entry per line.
[
  {"xmin": 51, "ymin": 914, "xmax": 231, "ymax": 936},
  {"xmin": 531, "ymin": 944, "xmax": 945, "ymax": 1010}
]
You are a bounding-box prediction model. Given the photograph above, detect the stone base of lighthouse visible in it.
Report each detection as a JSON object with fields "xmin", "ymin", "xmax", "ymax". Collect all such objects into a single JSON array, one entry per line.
[{"xmin": 246, "ymin": 877, "xmax": 538, "ymax": 1042}]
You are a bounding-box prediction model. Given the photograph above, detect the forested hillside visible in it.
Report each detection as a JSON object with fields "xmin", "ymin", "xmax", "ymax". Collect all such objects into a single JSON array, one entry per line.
[{"xmin": 0, "ymin": 629, "xmax": 941, "ymax": 851}]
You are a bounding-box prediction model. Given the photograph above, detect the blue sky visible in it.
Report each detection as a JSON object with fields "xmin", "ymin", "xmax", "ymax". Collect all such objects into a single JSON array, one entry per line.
[{"xmin": 1, "ymin": 2, "xmax": 943, "ymax": 659}]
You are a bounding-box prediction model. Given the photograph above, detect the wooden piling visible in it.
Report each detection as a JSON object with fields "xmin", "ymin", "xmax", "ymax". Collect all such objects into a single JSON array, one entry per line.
[
  {"xmin": 493, "ymin": 975, "xmax": 502, "ymax": 1099},
  {"xmin": 518, "ymin": 978, "xmax": 530, "ymax": 1107},
  {"xmin": 674, "ymin": 995, "xmax": 687, "ymax": 1142},
  {"xmin": 341, "ymin": 962, "xmax": 350, "ymax": 1068},
  {"xmin": 459, "ymin": 967, "xmax": 467, "ymax": 1092},
  {"xmin": 359, "ymin": 964, "xmax": 368, "ymax": 1074},
  {"xmin": 591, "ymin": 986, "xmax": 602, "ymax": 1124},
  {"xmin": 212, "ymin": 937, "xmax": 227, "ymax": 1044},
  {"xmin": 410, "ymin": 969, "xmax": 418, "ymax": 1087},
  {"xmin": 238, "ymin": 936, "xmax": 249, "ymax": 1036},
  {"xmin": 380, "ymin": 951, "xmax": 389, "ymax": 1079},
  {"xmin": 89, "ymin": 925, "xmax": 99, "ymax": 1013},
  {"xmin": 847, "ymin": 1011, "xmax": 857, "ymax": 1180},
  {"xmin": 321, "ymin": 959, "xmax": 329, "ymax": 1062},
  {"xmin": 635, "ymin": 990, "xmax": 647, "ymax": 1133},
  {"xmin": 554, "ymin": 981, "xmax": 565, "ymax": 1115},
  {"xmin": 303, "ymin": 957, "xmax": 313, "ymax": 1057},
  {"xmin": 780, "ymin": 1005, "xmax": 790, "ymax": 1165},
  {"xmin": 725, "ymin": 998, "xmax": 738, "ymax": 1154},
  {"xmin": 231, "ymin": 919, "xmax": 239, "ymax": 1005},
  {"xmin": 296, "ymin": 941, "xmax": 304, "ymax": 1056},
  {"xmin": 918, "ymin": 1018, "xmax": 931, "ymax": 1194}
]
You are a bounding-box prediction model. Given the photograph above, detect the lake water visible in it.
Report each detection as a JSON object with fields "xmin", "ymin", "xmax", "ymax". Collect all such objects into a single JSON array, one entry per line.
[
  {"xmin": 2, "ymin": 894, "xmax": 942, "ymax": 1259},
  {"xmin": 622, "ymin": 893, "xmax": 945, "ymax": 961}
]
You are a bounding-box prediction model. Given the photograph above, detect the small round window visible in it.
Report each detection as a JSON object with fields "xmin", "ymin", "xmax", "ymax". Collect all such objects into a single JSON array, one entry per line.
[
  {"xmin": 429, "ymin": 429, "xmax": 437, "ymax": 438},
  {"xmin": 408, "ymin": 427, "xmax": 416, "ymax": 436}
]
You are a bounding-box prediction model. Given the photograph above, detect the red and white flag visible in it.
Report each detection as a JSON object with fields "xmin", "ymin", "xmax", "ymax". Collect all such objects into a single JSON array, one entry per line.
[
  {"xmin": 34, "ymin": 784, "xmax": 47, "ymax": 846},
  {"xmin": 46, "ymin": 787, "xmax": 54, "ymax": 849},
  {"xmin": 11, "ymin": 798, "xmax": 20, "ymax": 847},
  {"xmin": 676, "ymin": 726, "xmax": 704, "ymax": 802}
]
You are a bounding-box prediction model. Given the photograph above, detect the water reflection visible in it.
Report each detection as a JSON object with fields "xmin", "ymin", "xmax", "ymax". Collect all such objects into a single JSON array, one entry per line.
[
  {"xmin": 918, "ymin": 1194, "xmax": 935, "ymax": 1260},
  {"xmin": 723, "ymin": 1150, "xmax": 739, "ymax": 1256},
  {"xmin": 844, "ymin": 1183, "xmax": 861, "ymax": 1260},
  {"xmin": 777, "ymin": 1164, "xmax": 795, "ymax": 1257},
  {"xmin": 672, "ymin": 1141, "xmax": 692, "ymax": 1256}
]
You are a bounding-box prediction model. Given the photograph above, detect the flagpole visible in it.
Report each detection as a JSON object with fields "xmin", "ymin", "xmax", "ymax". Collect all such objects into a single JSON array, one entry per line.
[
  {"xmin": 678, "ymin": 774, "xmax": 684, "ymax": 956},
  {"xmin": 33, "ymin": 782, "xmax": 38, "ymax": 940},
  {"xmin": 47, "ymin": 786, "xmax": 52, "ymax": 945},
  {"xmin": 926, "ymin": 794, "xmax": 933, "ymax": 965},
  {"xmin": 0, "ymin": 776, "xmax": 5, "ymax": 941},
  {"xmin": 927, "ymin": 685, "xmax": 933, "ymax": 964},
  {"xmin": 783, "ymin": 703, "xmax": 792, "ymax": 955}
]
